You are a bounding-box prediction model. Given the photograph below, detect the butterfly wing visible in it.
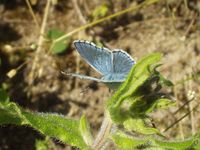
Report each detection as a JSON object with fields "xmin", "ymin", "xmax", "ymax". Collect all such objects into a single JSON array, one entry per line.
[
  {"xmin": 64, "ymin": 72, "xmax": 104, "ymax": 82},
  {"xmin": 71, "ymin": 41, "xmax": 135, "ymax": 86},
  {"xmin": 64, "ymin": 72, "xmax": 123, "ymax": 90},
  {"xmin": 112, "ymin": 50, "xmax": 135, "ymax": 75},
  {"xmin": 74, "ymin": 40, "xmax": 112, "ymax": 75},
  {"xmin": 64, "ymin": 72, "xmax": 121, "ymax": 83},
  {"xmin": 100, "ymin": 50, "xmax": 135, "ymax": 82}
]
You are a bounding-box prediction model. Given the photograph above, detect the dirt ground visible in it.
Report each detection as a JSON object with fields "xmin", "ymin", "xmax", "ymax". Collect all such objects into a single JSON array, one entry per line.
[{"xmin": 0, "ymin": 0, "xmax": 200, "ymax": 149}]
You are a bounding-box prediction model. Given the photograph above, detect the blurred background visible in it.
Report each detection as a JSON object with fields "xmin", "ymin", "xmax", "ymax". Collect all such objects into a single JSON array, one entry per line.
[{"xmin": 0, "ymin": 0, "xmax": 200, "ymax": 149}]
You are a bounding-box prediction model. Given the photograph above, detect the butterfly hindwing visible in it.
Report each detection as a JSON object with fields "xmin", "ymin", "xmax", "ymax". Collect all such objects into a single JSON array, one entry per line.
[{"xmin": 112, "ymin": 50, "xmax": 135, "ymax": 74}]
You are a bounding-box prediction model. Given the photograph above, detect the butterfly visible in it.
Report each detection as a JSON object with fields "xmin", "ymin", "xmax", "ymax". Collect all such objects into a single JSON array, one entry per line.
[{"xmin": 63, "ymin": 40, "xmax": 135, "ymax": 89}]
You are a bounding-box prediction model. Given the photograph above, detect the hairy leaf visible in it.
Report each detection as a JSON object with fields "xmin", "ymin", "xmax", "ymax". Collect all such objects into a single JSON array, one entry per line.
[
  {"xmin": 111, "ymin": 130, "xmax": 147, "ymax": 150},
  {"xmin": 35, "ymin": 138, "xmax": 49, "ymax": 150},
  {"xmin": 152, "ymin": 137, "xmax": 200, "ymax": 150},
  {"xmin": 79, "ymin": 115, "xmax": 94, "ymax": 146},
  {"xmin": 123, "ymin": 118, "xmax": 159, "ymax": 135},
  {"xmin": 0, "ymin": 100, "xmax": 89, "ymax": 150}
]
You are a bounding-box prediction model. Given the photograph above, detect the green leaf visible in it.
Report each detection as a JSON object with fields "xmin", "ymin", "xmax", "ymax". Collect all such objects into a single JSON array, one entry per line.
[
  {"xmin": 132, "ymin": 97, "xmax": 176, "ymax": 115},
  {"xmin": 123, "ymin": 118, "xmax": 159, "ymax": 135},
  {"xmin": 35, "ymin": 138, "xmax": 49, "ymax": 150},
  {"xmin": 111, "ymin": 130, "xmax": 147, "ymax": 150},
  {"xmin": 148, "ymin": 64, "xmax": 173, "ymax": 87},
  {"xmin": 107, "ymin": 53, "xmax": 162, "ymax": 123},
  {"xmin": 159, "ymin": 74, "xmax": 174, "ymax": 87},
  {"xmin": 193, "ymin": 142, "xmax": 200, "ymax": 149},
  {"xmin": 48, "ymin": 28, "xmax": 70, "ymax": 54},
  {"xmin": 0, "ymin": 100, "xmax": 89, "ymax": 150},
  {"xmin": 152, "ymin": 98, "xmax": 176, "ymax": 110},
  {"xmin": 79, "ymin": 115, "xmax": 94, "ymax": 146},
  {"xmin": 111, "ymin": 131, "xmax": 200, "ymax": 150},
  {"xmin": 152, "ymin": 137, "xmax": 200, "ymax": 150},
  {"xmin": 0, "ymin": 88, "xmax": 10, "ymax": 104},
  {"xmin": 47, "ymin": 28, "xmax": 63, "ymax": 39},
  {"xmin": 92, "ymin": 4, "xmax": 108, "ymax": 19}
]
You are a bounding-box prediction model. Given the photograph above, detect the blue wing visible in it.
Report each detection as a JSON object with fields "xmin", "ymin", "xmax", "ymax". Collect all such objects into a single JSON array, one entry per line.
[
  {"xmin": 71, "ymin": 40, "xmax": 135, "ymax": 84},
  {"xmin": 112, "ymin": 50, "xmax": 135, "ymax": 75},
  {"xmin": 101, "ymin": 74, "xmax": 125, "ymax": 82},
  {"xmin": 64, "ymin": 72, "xmax": 123, "ymax": 90},
  {"xmin": 100, "ymin": 50, "xmax": 135, "ymax": 82},
  {"xmin": 65, "ymin": 72, "xmax": 123, "ymax": 83},
  {"xmin": 74, "ymin": 40, "xmax": 112, "ymax": 75}
]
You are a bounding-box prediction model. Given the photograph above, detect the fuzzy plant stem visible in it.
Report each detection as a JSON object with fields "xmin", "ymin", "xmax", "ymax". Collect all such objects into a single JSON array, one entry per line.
[{"xmin": 92, "ymin": 111, "xmax": 113, "ymax": 150}]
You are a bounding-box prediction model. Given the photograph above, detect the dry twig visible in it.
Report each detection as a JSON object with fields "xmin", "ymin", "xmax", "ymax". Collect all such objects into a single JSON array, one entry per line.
[{"xmin": 29, "ymin": 0, "xmax": 51, "ymax": 83}]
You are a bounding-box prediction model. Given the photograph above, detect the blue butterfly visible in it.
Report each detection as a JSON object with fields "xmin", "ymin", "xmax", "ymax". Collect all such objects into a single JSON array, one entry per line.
[{"xmin": 64, "ymin": 40, "xmax": 135, "ymax": 89}]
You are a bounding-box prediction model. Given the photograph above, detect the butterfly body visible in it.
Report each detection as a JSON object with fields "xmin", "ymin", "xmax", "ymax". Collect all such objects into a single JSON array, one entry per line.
[{"xmin": 65, "ymin": 40, "xmax": 135, "ymax": 89}]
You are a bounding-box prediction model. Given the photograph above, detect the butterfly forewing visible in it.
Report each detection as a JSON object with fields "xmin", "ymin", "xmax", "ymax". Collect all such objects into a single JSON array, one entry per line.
[{"xmin": 74, "ymin": 40, "xmax": 113, "ymax": 75}]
